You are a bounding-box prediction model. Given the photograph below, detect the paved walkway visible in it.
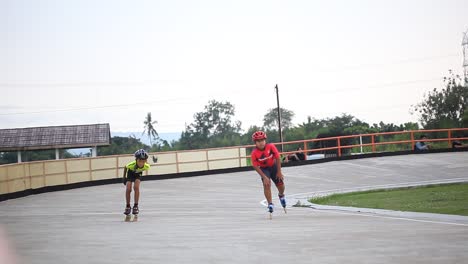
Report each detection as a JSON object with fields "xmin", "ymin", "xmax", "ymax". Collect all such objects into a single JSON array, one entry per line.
[{"xmin": 1, "ymin": 152, "xmax": 467, "ymax": 263}]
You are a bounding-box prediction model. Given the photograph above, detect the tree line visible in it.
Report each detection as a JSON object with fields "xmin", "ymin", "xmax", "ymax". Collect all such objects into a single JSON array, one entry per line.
[{"xmin": 1, "ymin": 71, "xmax": 466, "ymax": 164}]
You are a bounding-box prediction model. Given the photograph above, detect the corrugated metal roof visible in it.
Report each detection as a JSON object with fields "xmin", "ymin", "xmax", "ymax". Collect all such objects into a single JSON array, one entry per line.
[{"xmin": 0, "ymin": 124, "xmax": 111, "ymax": 151}]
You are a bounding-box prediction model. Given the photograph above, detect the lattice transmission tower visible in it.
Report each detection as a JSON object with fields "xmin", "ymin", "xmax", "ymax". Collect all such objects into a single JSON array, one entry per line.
[{"xmin": 463, "ymin": 29, "xmax": 468, "ymax": 83}]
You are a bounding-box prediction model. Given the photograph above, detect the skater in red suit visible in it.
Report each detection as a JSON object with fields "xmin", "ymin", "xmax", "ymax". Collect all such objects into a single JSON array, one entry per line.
[{"xmin": 250, "ymin": 131, "xmax": 287, "ymax": 214}]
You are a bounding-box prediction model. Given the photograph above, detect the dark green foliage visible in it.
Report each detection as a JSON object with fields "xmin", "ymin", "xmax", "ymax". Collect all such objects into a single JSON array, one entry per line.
[
  {"xmin": 98, "ymin": 136, "xmax": 148, "ymax": 156},
  {"xmin": 175, "ymin": 100, "xmax": 242, "ymax": 149},
  {"xmin": 413, "ymin": 70, "xmax": 468, "ymax": 129},
  {"xmin": 263, "ymin": 107, "xmax": 295, "ymax": 130},
  {"xmin": 3, "ymin": 73, "xmax": 464, "ymax": 163}
]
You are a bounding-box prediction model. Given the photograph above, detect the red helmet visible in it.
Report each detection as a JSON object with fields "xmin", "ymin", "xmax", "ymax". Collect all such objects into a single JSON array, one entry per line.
[{"xmin": 252, "ymin": 131, "xmax": 267, "ymax": 141}]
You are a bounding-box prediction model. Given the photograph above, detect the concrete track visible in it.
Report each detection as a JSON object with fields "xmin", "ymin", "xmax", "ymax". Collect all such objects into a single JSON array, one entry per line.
[{"xmin": 1, "ymin": 152, "xmax": 467, "ymax": 263}]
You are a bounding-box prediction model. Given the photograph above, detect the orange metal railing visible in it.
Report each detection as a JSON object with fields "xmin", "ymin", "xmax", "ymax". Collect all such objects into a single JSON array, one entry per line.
[
  {"xmin": 1, "ymin": 129, "xmax": 466, "ymax": 168},
  {"xmin": 244, "ymin": 128, "xmax": 468, "ymax": 160}
]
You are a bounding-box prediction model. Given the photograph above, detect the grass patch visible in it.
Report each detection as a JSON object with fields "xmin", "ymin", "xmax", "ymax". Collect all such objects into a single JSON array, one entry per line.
[{"xmin": 309, "ymin": 183, "xmax": 468, "ymax": 216}]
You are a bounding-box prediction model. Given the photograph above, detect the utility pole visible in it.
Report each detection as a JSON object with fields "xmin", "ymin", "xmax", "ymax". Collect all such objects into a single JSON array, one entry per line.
[{"xmin": 275, "ymin": 84, "xmax": 284, "ymax": 152}]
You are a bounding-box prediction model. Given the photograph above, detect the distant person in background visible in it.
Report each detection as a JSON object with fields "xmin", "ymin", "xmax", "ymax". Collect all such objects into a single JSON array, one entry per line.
[
  {"xmin": 415, "ymin": 135, "xmax": 432, "ymax": 151},
  {"xmin": 287, "ymin": 147, "xmax": 306, "ymax": 162},
  {"xmin": 452, "ymin": 140, "xmax": 467, "ymax": 148},
  {"xmin": 296, "ymin": 147, "xmax": 306, "ymax": 161}
]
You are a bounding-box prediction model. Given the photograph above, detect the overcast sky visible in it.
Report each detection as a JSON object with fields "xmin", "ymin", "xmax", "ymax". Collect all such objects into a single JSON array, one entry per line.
[{"xmin": 1, "ymin": 0, "xmax": 467, "ymax": 133}]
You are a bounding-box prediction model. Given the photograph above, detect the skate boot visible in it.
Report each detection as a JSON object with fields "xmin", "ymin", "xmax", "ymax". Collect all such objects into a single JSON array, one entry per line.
[
  {"xmin": 279, "ymin": 194, "xmax": 287, "ymax": 208},
  {"xmin": 279, "ymin": 194, "xmax": 287, "ymax": 213},
  {"xmin": 268, "ymin": 203, "xmax": 274, "ymax": 220},
  {"xmin": 124, "ymin": 205, "xmax": 131, "ymax": 215},
  {"xmin": 132, "ymin": 204, "xmax": 139, "ymax": 215},
  {"xmin": 124, "ymin": 205, "xmax": 132, "ymax": 222},
  {"xmin": 268, "ymin": 203, "xmax": 274, "ymax": 213}
]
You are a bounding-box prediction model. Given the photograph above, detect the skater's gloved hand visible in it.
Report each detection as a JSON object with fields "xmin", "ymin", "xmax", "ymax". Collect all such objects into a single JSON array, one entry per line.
[{"xmin": 122, "ymin": 176, "xmax": 127, "ymax": 185}]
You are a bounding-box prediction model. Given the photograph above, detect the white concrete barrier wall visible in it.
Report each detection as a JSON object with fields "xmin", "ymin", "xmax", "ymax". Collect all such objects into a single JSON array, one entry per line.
[{"xmin": 0, "ymin": 147, "xmax": 247, "ymax": 195}]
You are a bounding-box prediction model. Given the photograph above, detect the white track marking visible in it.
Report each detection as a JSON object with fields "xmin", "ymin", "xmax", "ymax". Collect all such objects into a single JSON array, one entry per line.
[
  {"xmin": 260, "ymin": 177, "xmax": 468, "ymax": 226},
  {"xmin": 287, "ymin": 177, "xmax": 468, "ymax": 198},
  {"xmin": 312, "ymin": 209, "xmax": 468, "ymax": 227}
]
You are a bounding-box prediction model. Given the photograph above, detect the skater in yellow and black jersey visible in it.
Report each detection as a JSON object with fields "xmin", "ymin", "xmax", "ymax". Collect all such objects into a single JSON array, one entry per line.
[{"xmin": 122, "ymin": 149, "xmax": 150, "ymax": 216}]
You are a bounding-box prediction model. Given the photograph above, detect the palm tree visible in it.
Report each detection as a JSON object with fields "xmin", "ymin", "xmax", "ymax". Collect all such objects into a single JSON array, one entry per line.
[{"xmin": 143, "ymin": 112, "xmax": 159, "ymax": 146}]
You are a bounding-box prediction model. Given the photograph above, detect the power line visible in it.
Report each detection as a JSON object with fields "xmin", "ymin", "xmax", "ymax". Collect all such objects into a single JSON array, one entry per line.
[
  {"xmin": 0, "ymin": 97, "xmax": 194, "ymax": 116},
  {"xmin": 0, "ymin": 86, "xmax": 273, "ymax": 116},
  {"xmin": 0, "ymin": 54, "xmax": 459, "ymax": 88},
  {"xmin": 0, "ymin": 80, "xmax": 186, "ymax": 88},
  {"xmin": 0, "ymin": 77, "xmax": 442, "ymax": 116},
  {"xmin": 316, "ymin": 54, "xmax": 459, "ymax": 73},
  {"xmin": 315, "ymin": 78, "xmax": 440, "ymax": 94}
]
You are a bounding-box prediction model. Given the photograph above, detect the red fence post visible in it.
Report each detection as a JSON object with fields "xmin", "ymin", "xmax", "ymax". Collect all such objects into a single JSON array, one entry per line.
[
  {"xmin": 448, "ymin": 130, "xmax": 452, "ymax": 148},
  {"xmin": 337, "ymin": 138, "xmax": 341, "ymax": 157},
  {"xmin": 371, "ymin": 135, "xmax": 376, "ymax": 152}
]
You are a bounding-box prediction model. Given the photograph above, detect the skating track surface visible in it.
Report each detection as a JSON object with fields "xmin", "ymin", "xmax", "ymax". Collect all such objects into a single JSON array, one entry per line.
[{"xmin": 1, "ymin": 152, "xmax": 468, "ymax": 263}]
